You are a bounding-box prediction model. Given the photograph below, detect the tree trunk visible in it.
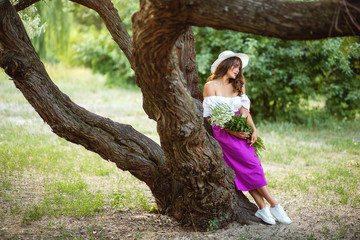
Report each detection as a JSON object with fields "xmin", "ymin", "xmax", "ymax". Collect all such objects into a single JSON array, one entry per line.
[
  {"xmin": 132, "ymin": 0, "xmax": 259, "ymax": 227},
  {"xmin": 2, "ymin": 0, "xmax": 360, "ymax": 230}
]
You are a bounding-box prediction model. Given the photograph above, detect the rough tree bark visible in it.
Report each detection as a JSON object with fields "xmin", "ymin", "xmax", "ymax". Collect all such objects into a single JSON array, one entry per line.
[
  {"xmin": 184, "ymin": 0, "xmax": 360, "ymax": 40},
  {"xmin": 1, "ymin": 0, "xmax": 359, "ymax": 229}
]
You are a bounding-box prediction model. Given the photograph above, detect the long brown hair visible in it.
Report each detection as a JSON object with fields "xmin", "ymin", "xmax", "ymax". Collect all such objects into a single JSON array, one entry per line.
[{"xmin": 207, "ymin": 57, "xmax": 245, "ymax": 95}]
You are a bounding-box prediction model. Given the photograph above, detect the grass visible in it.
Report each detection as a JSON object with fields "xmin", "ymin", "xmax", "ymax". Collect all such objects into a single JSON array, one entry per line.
[
  {"xmin": 1, "ymin": 63, "xmax": 359, "ymax": 239},
  {"xmin": 259, "ymin": 121, "xmax": 360, "ymax": 208},
  {"xmin": 22, "ymin": 179, "xmax": 105, "ymax": 224},
  {"xmin": 0, "ymin": 64, "xmax": 157, "ymax": 226}
]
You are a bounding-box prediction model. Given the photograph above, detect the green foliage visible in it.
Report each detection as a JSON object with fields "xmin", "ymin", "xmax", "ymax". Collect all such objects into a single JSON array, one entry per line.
[
  {"xmin": 70, "ymin": 0, "xmax": 139, "ymax": 87},
  {"xmin": 22, "ymin": 0, "xmax": 138, "ymax": 87},
  {"xmin": 111, "ymin": 189, "xmax": 152, "ymax": 211},
  {"xmin": 224, "ymin": 113, "xmax": 266, "ymax": 158},
  {"xmin": 310, "ymin": 38, "xmax": 360, "ymax": 120},
  {"xmin": 224, "ymin": 114, "xmax": 253, "ymax": 133},
  {"xmin": 206, "ymin": 219, "xmax": 219, "ymax": 232},
  {"xmin": 71, "ymin": 26, "xmax": 135, "ymax": 87},
  {"xmin": 194, "ymin": 27, "xmax": 360, "ymax": 121},
  {"xmin": 68, "ymin": 3, "xmax": 105, "ymax": 30},
  {"xmin": 31, "ymin": 0, "xmax": 72, "ymax": 61},
  {"xmin": 18, "ymin": 5, "xmax": 45, "ymax": 39}
]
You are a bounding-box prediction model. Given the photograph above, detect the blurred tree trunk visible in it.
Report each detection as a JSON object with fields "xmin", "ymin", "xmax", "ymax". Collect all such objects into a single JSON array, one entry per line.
[{"xmin": 1, "ymin": 0, "xmax": 359, "ymax": 229}]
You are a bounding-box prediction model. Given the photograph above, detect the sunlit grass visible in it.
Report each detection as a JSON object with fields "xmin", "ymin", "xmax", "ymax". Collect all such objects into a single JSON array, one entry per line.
[
  {"xmin": 0, "ymin": 115, "xmax": 155, "ymax": 222},
  {"xmin": 23, "ymin": 179, "xmax": 105, "ymax": 224},
  {"xmin": 259, "ymin": 121, "xmax": 360, "ymax": 208},
  {"xmin": 0, "ymin": 63, "xmax": 157, "ymax": 224}
]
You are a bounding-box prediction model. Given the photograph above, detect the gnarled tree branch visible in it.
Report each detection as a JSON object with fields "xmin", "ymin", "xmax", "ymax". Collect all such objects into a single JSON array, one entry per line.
[
  {"xmin": 0, "ymin": 0, "xmax": 173, "ymax": 210},
  {"xmin": 182, "ymin": 0, "xmax": 360, "ymax": 40},
  {"xmin": 14, "ymin": 0, "xmax": 40, "ymax": 11}
]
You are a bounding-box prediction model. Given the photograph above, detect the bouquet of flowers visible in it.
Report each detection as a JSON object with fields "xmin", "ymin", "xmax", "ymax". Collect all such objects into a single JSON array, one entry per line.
[{"xmin": 209, "ymin": 103, "xmax": 266, "ymax": 158}]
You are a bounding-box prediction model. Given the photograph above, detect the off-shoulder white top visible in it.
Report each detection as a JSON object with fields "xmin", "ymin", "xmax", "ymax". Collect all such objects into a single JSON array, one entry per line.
[{"xmin": 202, "ymin": 94, "xmax": 250, "ymax": 117}]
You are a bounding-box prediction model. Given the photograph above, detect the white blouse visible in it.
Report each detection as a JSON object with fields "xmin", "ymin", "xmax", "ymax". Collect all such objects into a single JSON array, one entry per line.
[{"xmin": 202, "ymin": 94, "xmax": 250, "ymax": 117}]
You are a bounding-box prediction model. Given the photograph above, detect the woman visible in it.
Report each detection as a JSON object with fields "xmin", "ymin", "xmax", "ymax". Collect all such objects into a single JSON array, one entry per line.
[{"xmin": 203, "ymin": 50, "xmax": 292, "ymax": 225}]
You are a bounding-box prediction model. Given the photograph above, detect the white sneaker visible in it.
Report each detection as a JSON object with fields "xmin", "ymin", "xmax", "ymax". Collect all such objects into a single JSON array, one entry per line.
[
  {"xmin": 255, "ymin": 207, "xmax": 276, "ymax": 225},
  {"xmin": 270, "ymin": 205, "xmax": 292, "ymax": 224}
]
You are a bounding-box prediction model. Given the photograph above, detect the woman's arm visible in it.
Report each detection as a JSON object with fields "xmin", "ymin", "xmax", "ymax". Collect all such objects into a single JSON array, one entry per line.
[
  {"xmin": 227, "ymin": 130, "xmax": 250, "ymax": 140},
  {"xmin": 240, "ymin": 106, "xmax": 257, "ymax": 146}
]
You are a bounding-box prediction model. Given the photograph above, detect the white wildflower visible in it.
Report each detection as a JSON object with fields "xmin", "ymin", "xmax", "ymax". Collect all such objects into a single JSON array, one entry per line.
[{"xmin": 209, "ymin": 103, "xmax": 235, "ymax": 128}]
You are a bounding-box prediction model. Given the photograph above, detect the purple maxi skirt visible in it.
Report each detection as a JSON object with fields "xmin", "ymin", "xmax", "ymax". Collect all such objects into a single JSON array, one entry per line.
[{"xmin": 212, "ymin": 112, "xmax": 267, "ymax": 191}]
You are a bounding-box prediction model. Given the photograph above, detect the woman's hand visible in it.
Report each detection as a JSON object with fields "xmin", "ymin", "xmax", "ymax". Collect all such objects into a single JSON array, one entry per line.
[
  {"xmin": 249, "ymin": 129, "xmax": 258, "ymax": 146},
  {"xmin": 227, "ymin": 130, "xmax": 250, "ymax": 140}
]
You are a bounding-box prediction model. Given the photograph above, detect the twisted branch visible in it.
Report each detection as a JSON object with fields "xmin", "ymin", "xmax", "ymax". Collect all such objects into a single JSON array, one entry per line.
[{"xmin": 14, "ymin": 0, "xmax": 40, "ymax": 11}]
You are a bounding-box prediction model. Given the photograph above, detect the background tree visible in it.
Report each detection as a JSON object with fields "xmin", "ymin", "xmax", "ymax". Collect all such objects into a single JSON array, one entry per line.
[
  {"xmin": 29, "ymin": 0, "xmax": 71, "ymax": 61},
  {"xmin": 69, "ymin": 0, "xmax": 138, "ymax": 86},
  {"xmin": 1, "ymin": 0, "xmax": 359, "ymax": 229},
  {"xmin": 195, "ymin": 29, "xmax": 360, "ymax": 122}
]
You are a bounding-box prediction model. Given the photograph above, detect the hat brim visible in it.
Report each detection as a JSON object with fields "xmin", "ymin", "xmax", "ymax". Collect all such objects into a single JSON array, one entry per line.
[{"xmin": 210, "ymin": 53, "xmax": 249, "ymax": 74}]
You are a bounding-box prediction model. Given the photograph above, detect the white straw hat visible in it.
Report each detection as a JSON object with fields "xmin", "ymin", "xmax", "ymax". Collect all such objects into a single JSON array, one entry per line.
[{"xmin": 210, "ymin": 50, "xmax": 249, "ymax": 74}]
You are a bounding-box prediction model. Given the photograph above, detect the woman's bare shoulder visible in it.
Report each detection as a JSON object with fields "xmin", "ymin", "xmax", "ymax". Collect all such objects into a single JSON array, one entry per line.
[
  {"xmin": 205, "ymin": 79, "xmax": 222, "ymax": 87},
  {"xmin": 204, "ymin": 80, "xmax": 219, "ymax": 97}
]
